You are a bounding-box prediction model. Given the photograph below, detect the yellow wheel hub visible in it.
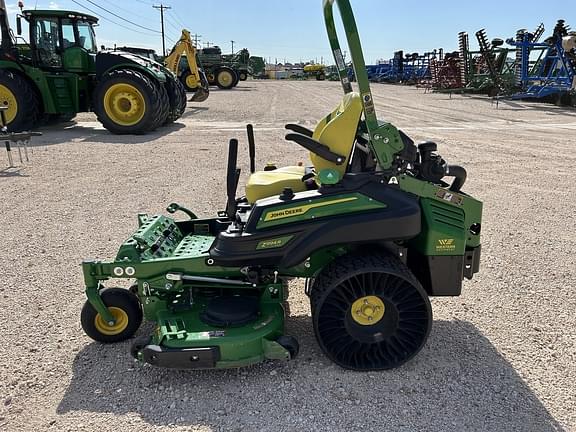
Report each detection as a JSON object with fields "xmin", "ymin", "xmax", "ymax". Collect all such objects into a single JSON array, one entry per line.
[
  {"xmin": 103, "ymin": 83, "xmax": 146, "ymax": 126},
  {"xmin": 186, "ymin": 74, "xmax": 198, "ymax": 89},
  {"xmin": 94, "ymin": 307, "xmax": 129, "ymax": 336},
  {"xmin": 351, "ymin": 296, "xmax": 385, "ymax": 326},
  {"xmin": 0, "ymin": 84, "xmax": 18, "ymax": 124},
  {"xmin": 218, "ymin": 71, "xmax": 234, "ymax": 87}
]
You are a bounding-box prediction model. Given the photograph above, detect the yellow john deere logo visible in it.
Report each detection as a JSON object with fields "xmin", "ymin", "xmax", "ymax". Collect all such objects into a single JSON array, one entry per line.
[
  {"xmin": 436, "ymin": 238, "xmax": 456, "ymax": 251},
  {"xmin": 263, "ymin": 197, "xmax": 357, "ymax": 222}
]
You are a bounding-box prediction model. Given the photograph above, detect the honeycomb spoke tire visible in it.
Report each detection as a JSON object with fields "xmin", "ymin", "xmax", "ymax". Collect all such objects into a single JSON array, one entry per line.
[
  {"xmin": 93, "ymin": 69, "xmax": 164, "ymax": 134},
  {"xmin": 81, "ymin": 288, "xmax": 143, "ymax": 343},
  {"xmin": 310, "ymin": 254, "xmax": 432, "ymax": 371},
  {"xmin": 0, "ymin": 70, "xmax": 41, "ymax": 132}
]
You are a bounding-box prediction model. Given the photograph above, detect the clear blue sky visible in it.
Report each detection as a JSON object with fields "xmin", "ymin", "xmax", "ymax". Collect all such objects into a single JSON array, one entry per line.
[{"xmin": 7, "ymin": 0, "xmax": 574, "ymax": 64}]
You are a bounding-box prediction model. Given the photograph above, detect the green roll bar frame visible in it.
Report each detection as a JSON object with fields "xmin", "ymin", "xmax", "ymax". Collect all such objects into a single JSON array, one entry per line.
[{"xmin": 323, "ymin": 0, "xmax": 406, "ymax": 171}]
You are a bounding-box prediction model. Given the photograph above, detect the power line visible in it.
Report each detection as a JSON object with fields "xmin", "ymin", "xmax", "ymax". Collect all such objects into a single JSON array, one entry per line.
[
  {"xmin": 82, "ymin": 0, "xmax": 160, "ymax": 33},
  {"xmin": 163, "ymin": 13, "xmax": 181, "ymax": 34},
  {"xmin": 70, "ymin": 0, "xmax": 158, "ymax": 37},
  {"xmin": 167, "ymin": 8, "xmax": 188, "ymax": 30},
  {"xmin": 98, "ymin": 0, "xmax": 155, "ymax": 24}
]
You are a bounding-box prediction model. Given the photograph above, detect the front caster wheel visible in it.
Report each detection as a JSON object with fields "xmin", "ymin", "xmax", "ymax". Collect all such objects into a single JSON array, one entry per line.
[
  {"xmin": 81, "ymin": 288, "xmax": 143, "ymax": 343},
  {"xmin": 310, "ymin": 254, "xmax": 432, "ymax": 371}
]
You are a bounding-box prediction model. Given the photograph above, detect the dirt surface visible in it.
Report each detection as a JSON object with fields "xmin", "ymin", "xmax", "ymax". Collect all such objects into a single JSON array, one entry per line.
[{"xmin": 1, "ymin": 81, "xmax": 574, "ymax": 432}]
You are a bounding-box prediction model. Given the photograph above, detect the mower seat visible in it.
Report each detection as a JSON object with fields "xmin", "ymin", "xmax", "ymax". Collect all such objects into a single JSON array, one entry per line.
[{"xmin": 245, "ymin": 92, "xmax": 363, "ymax": 203}]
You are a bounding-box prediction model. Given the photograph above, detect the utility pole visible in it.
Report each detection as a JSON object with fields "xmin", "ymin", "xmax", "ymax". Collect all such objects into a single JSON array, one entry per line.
[
  {"xmin": 192, "ymin": 33, "xmax": 202, "ymax": 47},
  {"xmin": 153, "ymin": 4, "xmax": 171, "ymax": 56},
  {"xmin": 231, "ymin": 40, "xmax": 235, "ymax": 54}
]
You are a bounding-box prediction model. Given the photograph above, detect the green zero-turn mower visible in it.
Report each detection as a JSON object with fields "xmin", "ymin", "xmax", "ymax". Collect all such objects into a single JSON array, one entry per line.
[
  {"xmin": 80, "ymin": 0, "xmax": 483, "ymax": 371},
  {"xmin": 0, "ymin": 2, "xmax": 186, "ymax": 134}
]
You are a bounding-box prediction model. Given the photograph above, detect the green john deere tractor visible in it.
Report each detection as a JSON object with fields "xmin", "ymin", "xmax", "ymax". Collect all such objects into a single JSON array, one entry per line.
[
  {"xmin": 0, "ymin": 2, "xmax": 186, "ymax": 134},
  {"xmin": 198, "ymin": 46, "xmax": 240, "ymax": 89},
  {"xmin": 80, "ymin": 0, "xmax": 483, "ymax": 371}
]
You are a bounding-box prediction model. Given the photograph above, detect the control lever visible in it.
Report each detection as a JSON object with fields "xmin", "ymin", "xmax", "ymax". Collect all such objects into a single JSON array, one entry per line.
[
  {"xmin": 226, "ymin": 139, "xmax": 241, "ymax": 219},
  {"xmin": 246, "ymin": 124, "xmax": 256, "ymax": 174},
  {"xmin": 166, "ymin": 203, "xmax": 197, "ymax": 220}
]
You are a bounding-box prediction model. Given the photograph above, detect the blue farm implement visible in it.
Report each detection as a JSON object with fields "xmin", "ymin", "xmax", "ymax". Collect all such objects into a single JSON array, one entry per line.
[{"xmin": 507, "ymin": 20, "xmax": 576, "ymax": 104}]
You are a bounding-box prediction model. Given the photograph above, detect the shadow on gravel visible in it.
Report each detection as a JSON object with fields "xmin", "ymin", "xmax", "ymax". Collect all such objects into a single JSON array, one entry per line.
[
  {"xmin": 31, "ymin": 122, "xmax": 186, "ymax": 146},
  {"xmin": 0, "ymin": 167, "xmax": 28, "ymax": 177},
  {"xmin": 456, "ymin": 94, "xmax": 576, "ymax": 114},
  {"xmin": 180, "ymin": 106, "xmax": 210, "ymax": 119},
  {"xmin": 57, "ymin": 318, "xmax": 562, "ymax": 431}
]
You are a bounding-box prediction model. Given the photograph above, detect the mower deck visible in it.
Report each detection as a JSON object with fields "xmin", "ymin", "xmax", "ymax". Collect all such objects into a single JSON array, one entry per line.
[{"xmin": 140, "ymin": 301, "xmax": 287, "ymax": 369}]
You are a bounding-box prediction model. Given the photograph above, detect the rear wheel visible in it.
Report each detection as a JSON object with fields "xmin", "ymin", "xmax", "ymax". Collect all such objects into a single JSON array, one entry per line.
[
  {"xmin": 0, "ymin": 70, "xmax": 41, "ymax": 132},
  {"xmin": 239, "ymin": 71, "xmax": 248, "ymax": 81},
  {"xmin": 215, "ymin": 67, "xmax": 237, "ymax": 89},
  {"xmin": 310, "ymin": 254, "xmax": 432, "ymax": 371},
  {"xmin": 81, "ymin": 288, "xmax": 143, "ymax": 343},
  {"xmin": 93, "ymin": 69, "xmax": 164, "ymax": 134}
]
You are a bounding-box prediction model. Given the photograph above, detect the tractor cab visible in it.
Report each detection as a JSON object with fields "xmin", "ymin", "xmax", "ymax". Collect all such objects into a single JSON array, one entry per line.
[{"xmin": 18, "ymin": 10, "xmax": 98, "ymax": 73}]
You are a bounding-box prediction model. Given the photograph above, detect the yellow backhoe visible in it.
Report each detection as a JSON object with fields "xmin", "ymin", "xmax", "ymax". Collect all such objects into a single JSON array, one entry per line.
[{"xmin": 164, "ymin": 30, "xmax": 209, "ymax": 102}]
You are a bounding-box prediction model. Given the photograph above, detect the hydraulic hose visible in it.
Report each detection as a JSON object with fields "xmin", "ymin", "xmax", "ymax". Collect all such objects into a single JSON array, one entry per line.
[{"xmin": 446, "ymin": 165, "xmax": 467, "ymax": 192}]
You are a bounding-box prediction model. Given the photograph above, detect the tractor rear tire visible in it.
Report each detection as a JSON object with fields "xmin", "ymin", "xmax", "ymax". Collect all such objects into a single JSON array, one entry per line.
[
  {"xmin": 93, "ymin": 69, "xmax": 165, "ymax": 134},
  {"xmin": 310, "ymin": 253, "xmax": 432, "ymax": 371},
  {"xmin": 81, "ymin": 288, "xmax": 143, "ymax": 343},
  {"xmin": 215, "ymin": 67, "xmax": 238, "ymax": 90},
  {"xmin": 164, "ymin": 75, "xmax": 187, "ymax": 124},
  {"xmin": 0, "ymin": 70, "xmax": 41, "ymax": 132}
]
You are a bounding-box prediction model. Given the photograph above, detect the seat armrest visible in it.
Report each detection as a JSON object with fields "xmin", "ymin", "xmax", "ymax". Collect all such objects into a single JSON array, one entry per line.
[
  {"xmin": 285, "ymin": 133, "xmax": 345, "ymax": 165},
  {"xmin": 285, "ymin": 124, "xmax": 313, "ymax": 137}
]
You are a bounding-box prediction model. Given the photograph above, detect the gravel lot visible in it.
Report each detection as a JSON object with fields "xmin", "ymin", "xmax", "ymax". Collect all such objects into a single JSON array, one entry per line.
[{"xmin": 1, "ymin": 81, "xmax": 574, "ymax": 432}]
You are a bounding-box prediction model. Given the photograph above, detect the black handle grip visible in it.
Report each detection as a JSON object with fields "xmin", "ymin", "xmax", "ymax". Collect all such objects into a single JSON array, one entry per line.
[
  {"xmin": 246, "ymin": 124, "xmax": 256, "ymax": 174},
  {"xmin": 285, "ymin": 124, "xmax": 313, "ymax": 137},
  {"xmin": 226, "ymin": 139, "xmax": 240, "ymax": 218},
  {"xmin": 285, "ymin": 133, "xmax": 345, "ymax": 165}
]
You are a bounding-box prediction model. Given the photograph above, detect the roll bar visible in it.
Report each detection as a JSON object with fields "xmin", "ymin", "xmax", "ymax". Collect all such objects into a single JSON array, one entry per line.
[
  {"xmin": 323, "ymin": 0, "xmax": 407, "ymax": 172},
  {"xmin": 323, "ymin": 0, "xmax": 378, "ymax": 133}
]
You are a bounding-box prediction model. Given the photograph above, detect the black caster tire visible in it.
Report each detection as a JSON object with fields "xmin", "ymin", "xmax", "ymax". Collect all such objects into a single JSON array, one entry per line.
[
  {"xmin": 81, "ymin": 288, "xmax": 143, "ymax": 343},
  {"xmin": 310, "ymin": 254, "xmax": 432, "ymax": 371}
]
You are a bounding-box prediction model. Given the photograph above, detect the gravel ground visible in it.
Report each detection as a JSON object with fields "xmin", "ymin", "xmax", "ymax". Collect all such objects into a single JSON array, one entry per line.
[{"xmin": 0, "ymin": 81, "xmax": 574, "ymax": 432}]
